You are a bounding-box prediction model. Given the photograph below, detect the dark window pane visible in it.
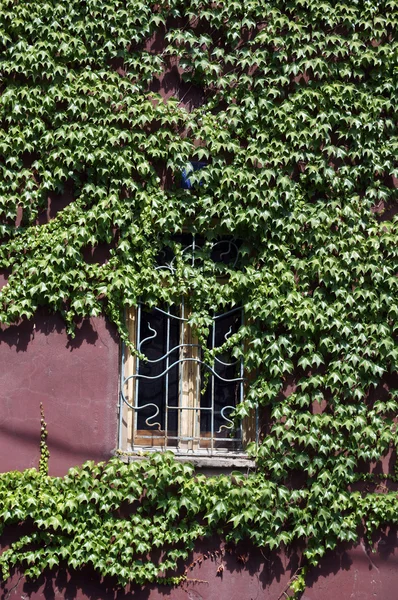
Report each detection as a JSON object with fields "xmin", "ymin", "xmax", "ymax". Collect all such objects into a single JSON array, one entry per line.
[
  {"xmin": 200, "ymin": 309, "xmax": 242, "ymax": 439},
  {"xmin": 137, "ymin": 306, "xmax": 179, "ymax": 433}
]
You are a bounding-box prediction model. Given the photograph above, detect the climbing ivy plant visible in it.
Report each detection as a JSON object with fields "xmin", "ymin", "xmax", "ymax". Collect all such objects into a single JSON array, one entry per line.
[{"xmin": 0, "ymin": 0, "xmax": 397, "ymax": 596}]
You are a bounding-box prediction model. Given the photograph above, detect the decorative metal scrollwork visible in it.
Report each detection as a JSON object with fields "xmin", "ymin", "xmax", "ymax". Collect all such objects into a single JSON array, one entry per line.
[{"xmin": 119, "ymin": 238, "xmax": 244, "ymax": 454}]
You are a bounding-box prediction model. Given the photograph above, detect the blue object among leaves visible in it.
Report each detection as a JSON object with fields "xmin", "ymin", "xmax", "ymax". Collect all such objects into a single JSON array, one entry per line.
[{"xmin": 180, "ymin": 161, "xmax": 207, "ymax": 189}]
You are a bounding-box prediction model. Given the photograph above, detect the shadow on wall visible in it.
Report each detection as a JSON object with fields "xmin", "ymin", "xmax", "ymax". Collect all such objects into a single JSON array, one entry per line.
[
  {"xmin": 0, "ymin": 309, "xmax": 103, "ymax": 352},
  {"xmin": 304, "ymin": 528, "xmax": 398, "ymax": 600},
  {"xmin": 150, "ymin": 62, "xmax": 205, "ymax": 110},
  {"xmin": 0, "ymin": 538, "xmax": 303, "ymax": 600},
  {"xmin": 1, "ymin": 533, "xmax": 398, "ymax": 600}
]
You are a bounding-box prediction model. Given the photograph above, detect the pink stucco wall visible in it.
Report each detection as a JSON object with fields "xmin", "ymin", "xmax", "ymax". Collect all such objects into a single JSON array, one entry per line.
[{"xmin": 0, "ymin": 311, "xmax": 119, "ymax": 476}]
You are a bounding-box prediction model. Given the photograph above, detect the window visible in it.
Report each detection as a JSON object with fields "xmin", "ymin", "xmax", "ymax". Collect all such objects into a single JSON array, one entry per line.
[{"xmin": 118, "ymin": 237, "xmax": 256, "ymax": 457}]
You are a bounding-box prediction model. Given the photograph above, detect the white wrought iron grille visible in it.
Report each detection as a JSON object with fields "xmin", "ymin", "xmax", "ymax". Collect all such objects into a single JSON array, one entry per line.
[{"xmin": 118, "ymin": 237, "xmax": 247, "ymax": 455}]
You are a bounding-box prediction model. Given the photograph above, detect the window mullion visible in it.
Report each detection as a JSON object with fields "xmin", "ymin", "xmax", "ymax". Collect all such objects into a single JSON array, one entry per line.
[
  {"xmin": 242, "ymin": 308, "xmax": 257, "ymax": 447},
  {"xmin": 122, "ymin": 307, "xmax": 137, "ymax": 451},
  {"xmin": 179, "ymin": 297, "xmax": 200, "ymax": 453}
]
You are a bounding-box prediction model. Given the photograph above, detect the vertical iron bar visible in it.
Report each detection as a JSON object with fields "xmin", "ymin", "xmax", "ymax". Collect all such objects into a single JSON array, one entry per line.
[
  {"xmin": 179, "ymin": 296, "xmax": 185, "ymax": 449},
  {"xmin": 256, "ymin": 405, "xmax": 259, "ymax": 446},
  {"xmin": 134, "ymin": 302, "xmax": 141, "ymax": 451},
  {"xmin": 192, "ymin": 235, "xmax": 196, "ymax": 451},
  {"xmin": 164, "ymin": 304, "xmax": 170, "ymax": 449},
  {"xmin": 211, "ymin": 316, "xmax": 215, "ymax": 455},
  {"xmin": 196, "ymin": 343, "xmax": 200, "ymax": 449},
  {"xmin": 240, "ymin": 307, "xmax": 244, "ymax": 446}
]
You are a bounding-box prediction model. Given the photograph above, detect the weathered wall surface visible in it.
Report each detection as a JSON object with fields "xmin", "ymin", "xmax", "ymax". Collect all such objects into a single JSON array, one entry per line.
[
  {"xmin": 0, "ymin": 311, "xmax": 119, "ymax": 476},
  {"xmin": 1, "ymin": 534, "xmax": 398, "ymax": 600}
]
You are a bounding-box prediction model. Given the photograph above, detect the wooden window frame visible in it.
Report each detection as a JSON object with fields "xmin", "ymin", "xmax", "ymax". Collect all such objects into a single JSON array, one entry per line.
[
  {"xmin": 118, "ymin": 236, "xmax": 257, "ymax": 458},
  {"xmin": 119, "ymin": 303, "xmax": 256, "ymax": 457}
]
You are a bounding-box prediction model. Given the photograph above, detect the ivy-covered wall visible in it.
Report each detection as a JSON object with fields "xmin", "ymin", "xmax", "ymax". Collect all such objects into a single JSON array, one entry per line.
[
  {"xmin": 2, "ymin": 532, "xmax": 398, "ymax": 600},
  {"xmin": 0, "ymin": 0, "xmax": 397, "ymax": 597}
]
